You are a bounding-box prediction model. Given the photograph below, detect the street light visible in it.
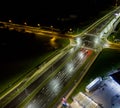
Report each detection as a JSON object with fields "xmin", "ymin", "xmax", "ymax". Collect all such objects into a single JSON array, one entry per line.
[
  {"xmin": 69, "ymin": 28, "xmax": 72, "ymax": 32},
  {"xmin": 9, "ymin": 19, "xmax": 12, "ymax": 23},
  {"xmin": 24, "ymin": 22, "xmax": 27, "ymax": 25},
  {"xmin": 50, "ymin": 25, "xmax": 53, "ymax": 28},
  {"xmin": 50, "ymin": 25, "xmax": 53, "ymax": 32},
  {"xmin": 37, "ymin": 24, "xmax": 40, "ymax": 27},
  {"xmin": 115, "ymin": 0, "xmax": 118, "ymax": 7}
]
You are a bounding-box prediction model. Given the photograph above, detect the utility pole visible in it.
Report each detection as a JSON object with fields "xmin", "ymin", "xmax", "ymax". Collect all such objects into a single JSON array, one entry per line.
[{"xmin": 115, "ymin": 0, "xmax": 118, "ymax": 7}]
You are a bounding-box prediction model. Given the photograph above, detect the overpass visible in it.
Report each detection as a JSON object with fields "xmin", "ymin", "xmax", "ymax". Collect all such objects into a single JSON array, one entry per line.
[
  {"xmin": 95, "ymin": 10, "xmax": 120, "ymax": 39},
  {"xmin": 0, "ymin": 21, "xmax": 74, "ymax": 39},
  {"xmin": 75, "ymin": 6, "xmax": 120, "ymax": 50},
  {"xmin": 0, "ymin": 6, "xmax": 120, "ymax": 48}
]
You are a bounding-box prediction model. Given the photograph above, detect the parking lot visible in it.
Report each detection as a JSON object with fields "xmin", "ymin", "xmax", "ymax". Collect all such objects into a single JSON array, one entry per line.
[{"xmin": 71, "ymin": 76, "xmax": 120, "ymax": 108}]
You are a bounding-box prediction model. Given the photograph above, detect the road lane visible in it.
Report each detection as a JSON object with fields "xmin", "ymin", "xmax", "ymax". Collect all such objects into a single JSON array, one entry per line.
[
  {"xmin": 22, "ymin": 48, "xmax": 93, "ymax": 108},
  {"xmin": 1, "ymin": 52, "xmax": 71, "ymax": 108}
]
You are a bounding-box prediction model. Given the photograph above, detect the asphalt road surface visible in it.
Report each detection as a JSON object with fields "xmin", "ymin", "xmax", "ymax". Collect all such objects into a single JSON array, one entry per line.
[
  {"xmin": 24, "ymin": 47, "xmax": 92, "ymax": 108},
  {"xmin": 2, "ymin": 52, "xmax": 70, "ymax": 108}
]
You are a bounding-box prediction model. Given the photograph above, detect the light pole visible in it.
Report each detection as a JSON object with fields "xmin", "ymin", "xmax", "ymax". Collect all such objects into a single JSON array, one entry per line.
[
  {"xmin": 9, "ymin": 19, "xmax": 12, "ymax": 23},
  {"xmin": 37, "ymin": 24, "xmax": 40, "ymax": 27},
  {"xmin": 50, "ymin": 25, "xmax": 53, "ymax": 33},
  {"xmin": 115, "ymin": 0, "xmax": 118, "ymax": 7},
  {"xmin": 24, "ymin": 22, "xmax": 27, "ymax": 26}
]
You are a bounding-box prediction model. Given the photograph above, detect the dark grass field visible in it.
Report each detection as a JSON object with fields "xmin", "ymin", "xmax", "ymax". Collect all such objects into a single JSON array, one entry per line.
[{"xmin": 0, "ymin": 28, "xmax": 69, "ymax": 93}]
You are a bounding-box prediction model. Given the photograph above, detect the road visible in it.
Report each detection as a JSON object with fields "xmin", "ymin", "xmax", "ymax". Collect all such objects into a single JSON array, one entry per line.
[
  {"xmin": 1, "ymin": 6, "xmax": 120, "ymax": 108},
  {"xmin": 1, "ymin": 41, "xmax": 94, "ymax": 108},
  {"xmin": 0, "ymin": 21, "xmax": 73, "ymax": 39},
  {"xmin": 0, "ymin": 49, "xmax": 70, "ymax": 107},
  {"xmin": 19, "ymin": 47, "xmax": 94, "ymax": 108}
]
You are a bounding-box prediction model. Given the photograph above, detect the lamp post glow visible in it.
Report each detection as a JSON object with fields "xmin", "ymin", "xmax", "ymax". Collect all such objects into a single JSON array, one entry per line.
[
  {"xmin": 9, "ymin": 20, "xmax": 12, "ymax": 23},
  {"xmin": 37, "ymin": 24, "xmax": 40, "ymax": 27},
  {"xmin": 24, "ymin": 22, "xmax": 27, "ymax": 25},
  {"xmin": 50, "ymin": 25, "xmax": 53, "ymax": 32},
  {"xmin": 69, "ymin": 28, "xmax": 72, "ymax": 32}
]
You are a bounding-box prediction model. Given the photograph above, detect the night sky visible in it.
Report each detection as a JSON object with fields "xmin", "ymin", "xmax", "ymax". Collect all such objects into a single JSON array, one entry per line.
[
  {"xmin": 1, "ymin": 0, "xmax": 115, "ymax": 14},
  {"xmin": 0, "ymin": 0, "xmax": 118, "ymax": 29}
]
